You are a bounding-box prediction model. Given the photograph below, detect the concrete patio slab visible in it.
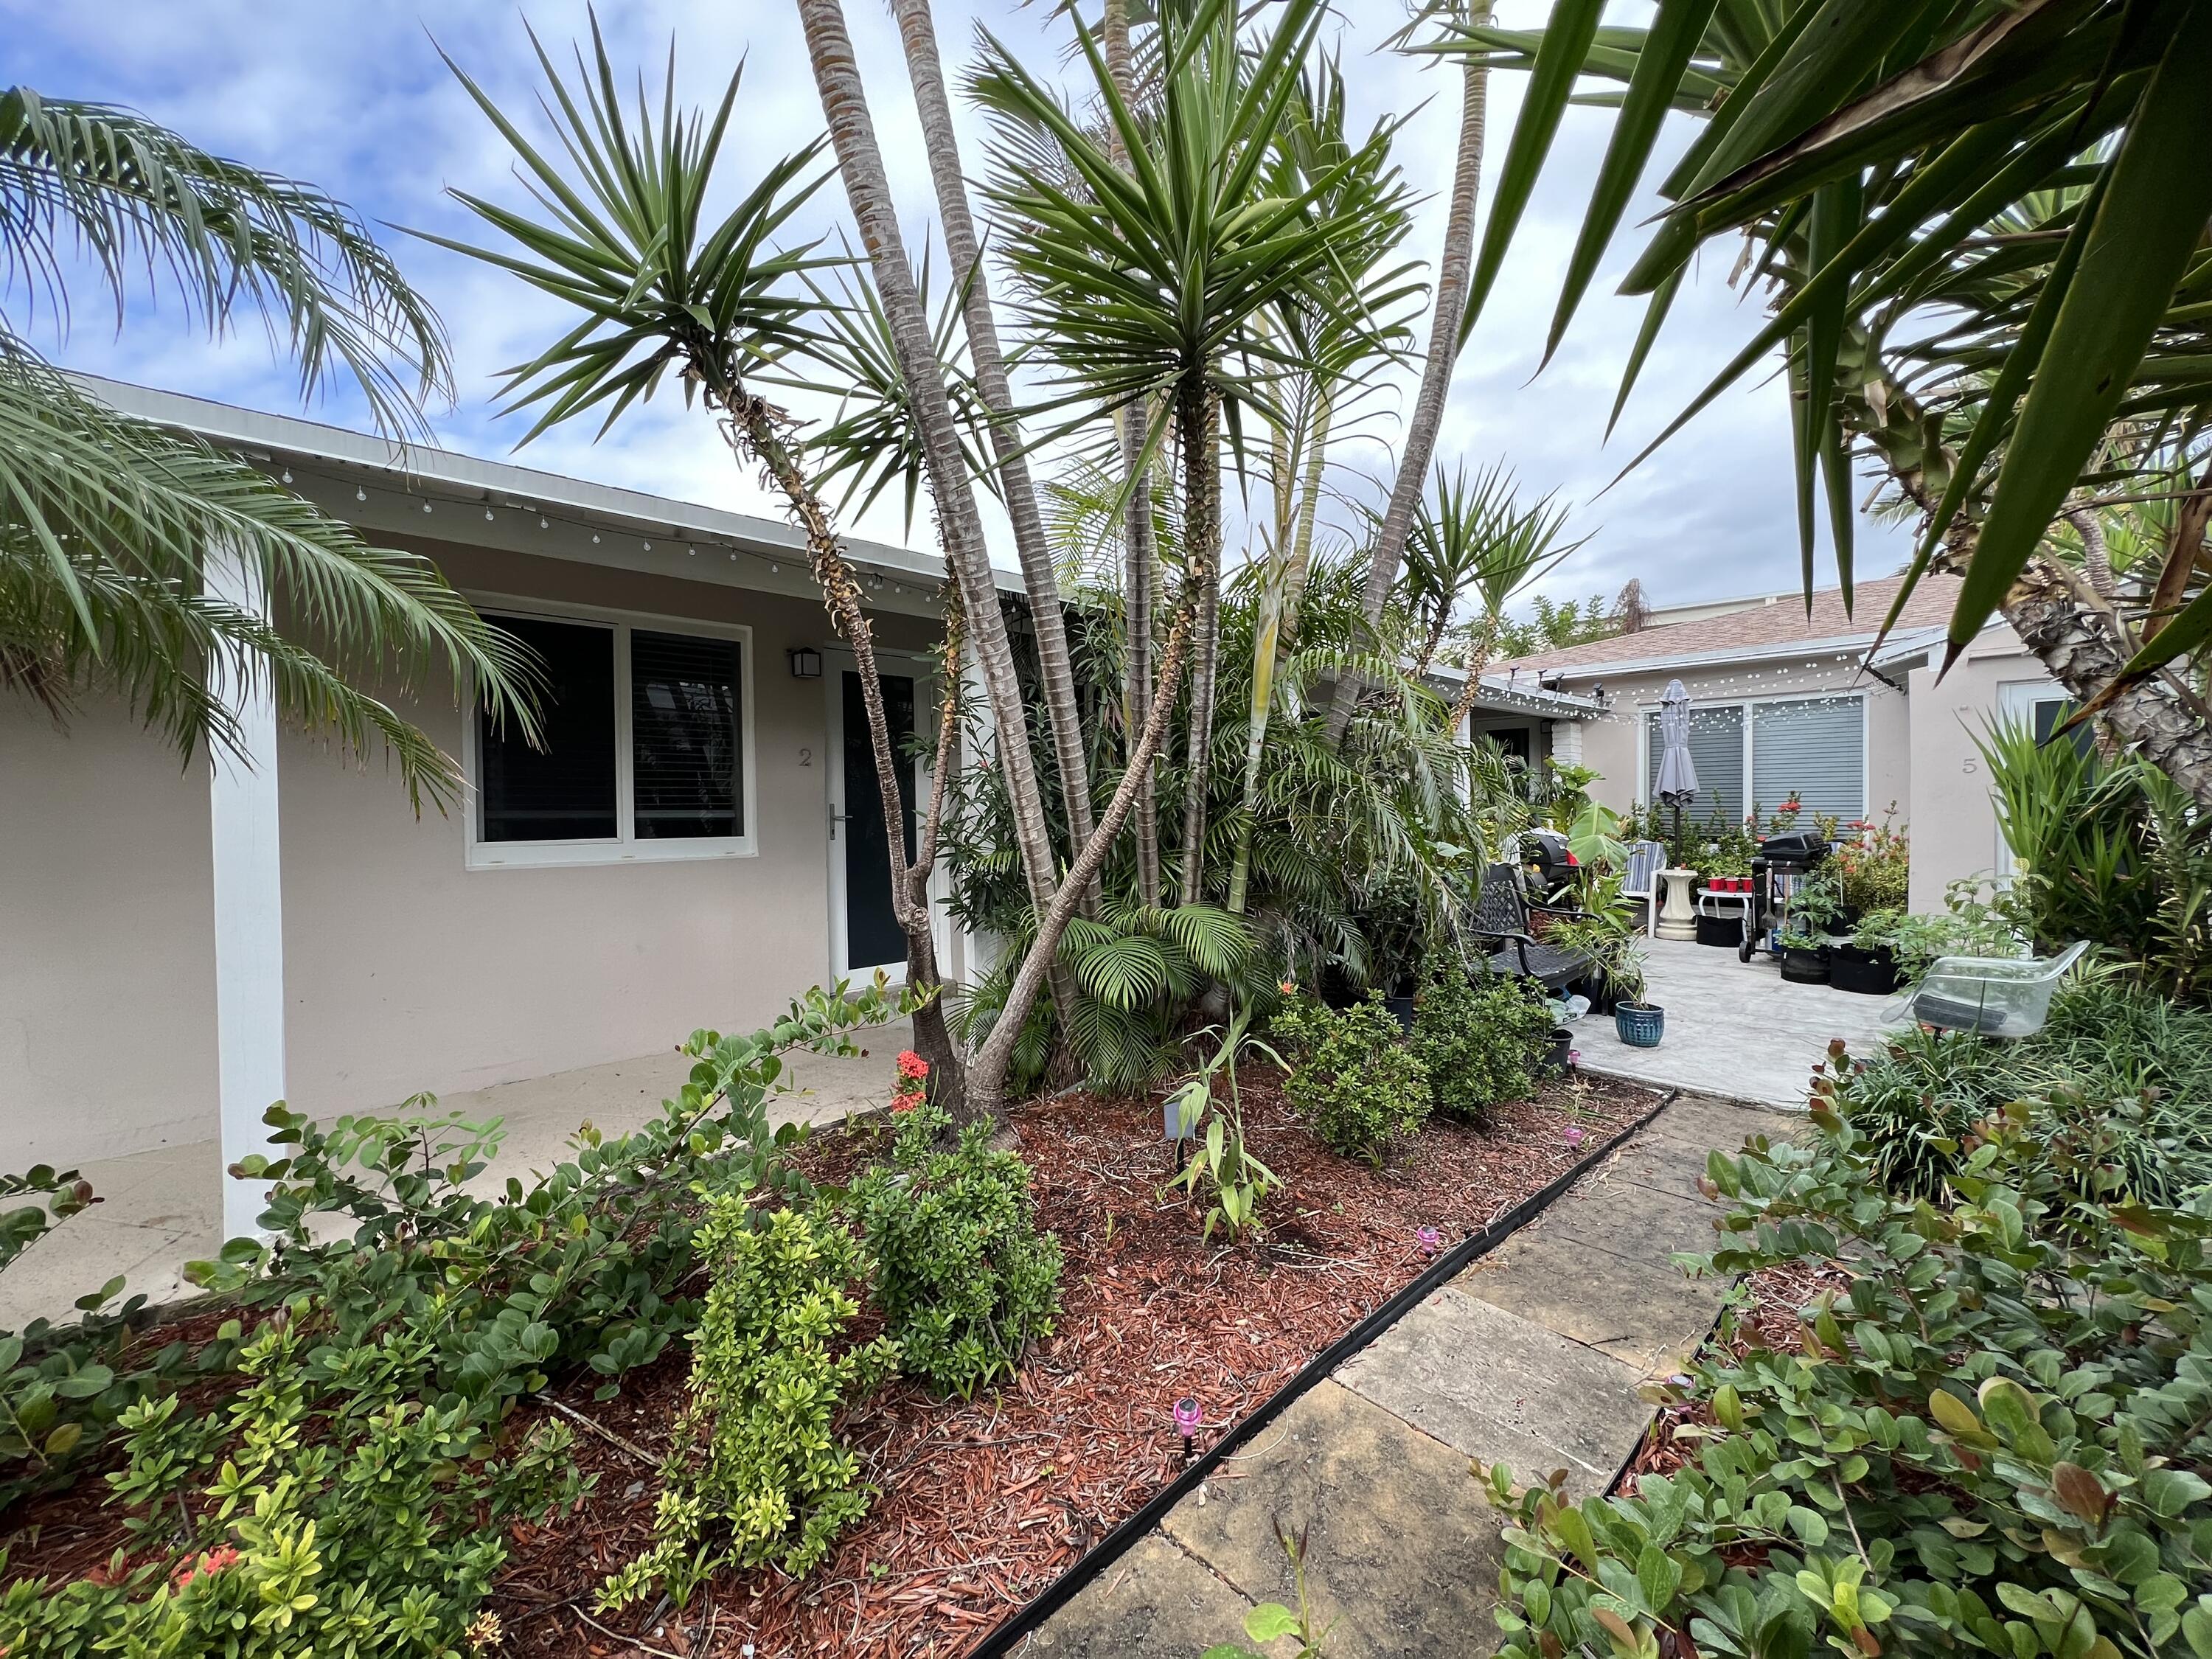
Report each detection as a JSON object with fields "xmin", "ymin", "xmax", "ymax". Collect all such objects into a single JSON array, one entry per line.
[
  {"xmin": 1573, "ymin": 937, "xmax": 1903, "ymax": 1109},
  {"xmin": 1461, "ymin": 1227, "xmax": 1728, "ymax": 1374},
  {"xmin": 1, "ymin": 1023, "xmax": 912, "ymax": 1332},
  {"xmin": 1159, "ymin": 1380, "xmax": 1506, "ymax": 1659}
]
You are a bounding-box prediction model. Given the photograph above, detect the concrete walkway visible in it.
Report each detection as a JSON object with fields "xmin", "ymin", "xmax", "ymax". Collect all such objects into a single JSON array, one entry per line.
[
  {"xmin": 1022, "ymin": 1093, "xmax": 1784, "ymax": 1659},
  {"xmin": 1575, "ymin": 937, "xmax": 1904, "ymax": 1110},
  {"xmin": 0, "ymin": 1023, "xmax": 911, "ymax": 1332}
]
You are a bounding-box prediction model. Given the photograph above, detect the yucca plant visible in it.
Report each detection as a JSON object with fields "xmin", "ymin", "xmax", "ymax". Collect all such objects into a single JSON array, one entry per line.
[
  {"xmin": 1430, "ymin": 0, "xmax": 2212, "ymax": 803},
  {"xmin": 979, "ymin": 0, "xmax": 1408, "ymax": 905},
  {"xmin": 0, "ymin": 88, "xmax": 537, "ymax": 808}
]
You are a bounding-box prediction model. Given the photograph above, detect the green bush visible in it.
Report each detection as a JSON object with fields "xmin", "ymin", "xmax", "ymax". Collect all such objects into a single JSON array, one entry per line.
[
  {"xmin": 601, "ymin": 1200, "xmax": 899, "ymax": 1610},
  {"xmin": 849, "ymin": 1104, "xmax": 1062, "ymax": 1398},
  {"xmin": 1411, "ymin": 967, "xmax": 1554, "ymax": 1124},
  {"xmin": 1833, "ymin": 978, "xmax": 2212, "ymax": 1205},
  {"xmin": 1486, "ymin": 1097, "xmax": 2212, "ymax": 1659},
  {"xmin": 1274, "ymin": 994, "xmax": 1430, "ymax": 1166},
  {"xmin": 0, "ymin": 1321, "xmax": 577, "ymax": 1658}
]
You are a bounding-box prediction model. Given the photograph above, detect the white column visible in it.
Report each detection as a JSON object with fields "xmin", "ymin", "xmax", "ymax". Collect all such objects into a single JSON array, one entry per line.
[
  {"xmin": 1550, "ymin": 718, "xmax": 1585, "ymax": 767},
  {"xmin": 206, "ymin": 544, "xmax": 285, "ymax": 1244}
]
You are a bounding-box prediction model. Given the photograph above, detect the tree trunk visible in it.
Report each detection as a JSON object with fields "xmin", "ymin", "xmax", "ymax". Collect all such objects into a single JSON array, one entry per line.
[
  {"xmin": 1325, "ymin": 35, "xmax": 1491, "ymax": 743},
  {"xmin": 712, "ymin": 384, "xmax": 967, "ymax": 1102},
  {"xmin": 796, "ymin": 0, "xmax": 1061, "ymax": 934},
  {"xmin": 1104, "ymin": 0, "xmax": 1164, "ymax": 908},
  {"xmin": 1176, "ymin": 382, "xmax": 1222, "ymax": 905},
  {"xmin": 891, "ymin": 0, "xmax": 1098, "ymax": 901}
]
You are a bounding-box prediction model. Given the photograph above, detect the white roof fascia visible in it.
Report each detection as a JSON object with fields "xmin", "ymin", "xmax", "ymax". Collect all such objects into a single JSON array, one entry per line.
[
  {"xmin": 1529, "ymin": 631, "xmax": 1900, "ymax": 681},
  {"xmin": 74, "ymin": 373, "xmax": 1018, "ymax": 597},
  {"xmin": 1422, "ymin": 662, "xmax": 1604, "ymax": 717}
]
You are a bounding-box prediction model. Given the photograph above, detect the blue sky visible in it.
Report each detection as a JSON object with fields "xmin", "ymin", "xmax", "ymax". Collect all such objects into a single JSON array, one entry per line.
[{"xmin": 5, "ymin": 0, "xmax": 1909, "ymax": 612}]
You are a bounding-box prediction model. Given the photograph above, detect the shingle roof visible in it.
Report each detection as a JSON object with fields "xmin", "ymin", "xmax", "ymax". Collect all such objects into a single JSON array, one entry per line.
[{"xmin": 1495, "ymin": 572, "xmax": 1959, "ymax": 675}]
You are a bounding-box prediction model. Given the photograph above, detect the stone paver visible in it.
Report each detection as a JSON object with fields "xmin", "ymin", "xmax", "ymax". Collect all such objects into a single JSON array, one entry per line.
[
  {"xmin": 1576, "ymin": 936, "xmax": 1901, "ymax": 1108},
  {"xmin": 1024, "ymin": 1093, "xmax": 1795, "ymax": 1659},
  {"xmin": 1021, "ymin": 1533, "xmax": 1255, "ymax": 1658}
]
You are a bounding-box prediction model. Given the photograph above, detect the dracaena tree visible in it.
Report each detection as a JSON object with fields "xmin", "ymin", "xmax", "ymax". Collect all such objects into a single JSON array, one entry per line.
[
  {"xmin": 0, "ymin": 87, "xmax": 537, "ymax": 809},
  {"xmin": 978, "ymin": 0, "xmax": 1406, "ymax": 906},
  {"xmin": 1431, "ymin": 0, "xmax": 2212, "ymax": 803},
  {"xmin": 425, "ymin": 22, "xmax": 980, "ymax": 1104}
]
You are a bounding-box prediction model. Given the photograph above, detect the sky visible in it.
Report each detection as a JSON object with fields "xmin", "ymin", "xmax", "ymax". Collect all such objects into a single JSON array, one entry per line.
[{"xmin": 4, "ymin": 0, "xmax": 1910, "ymax": 615}]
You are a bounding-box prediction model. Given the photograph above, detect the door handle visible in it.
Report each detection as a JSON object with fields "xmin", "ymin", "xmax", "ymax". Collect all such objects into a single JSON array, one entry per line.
[{"xmin": 830, "ymin": 804, "xmax": 848, "ymax": 840}]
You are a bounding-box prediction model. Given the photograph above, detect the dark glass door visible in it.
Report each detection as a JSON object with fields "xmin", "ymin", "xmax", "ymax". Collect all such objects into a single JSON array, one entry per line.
[{"xmin": 841, "ymin": 670, "xmax": 917, "ymax": 973}]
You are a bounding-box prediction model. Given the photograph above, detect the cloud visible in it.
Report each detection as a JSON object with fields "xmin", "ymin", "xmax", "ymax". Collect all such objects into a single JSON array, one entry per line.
[{"xmin": 4, "ymin": 0, "xmax": 1907, "ymax": 611}]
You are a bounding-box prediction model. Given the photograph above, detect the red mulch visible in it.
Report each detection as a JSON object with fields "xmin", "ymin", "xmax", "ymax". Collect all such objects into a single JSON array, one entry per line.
[
  {"xmin": 4, "ymin": 1068, "xmax": 1654, "ymax": 1659},
  {"xmin": 1616, "ymin": 1256, "xmax": 1854, "ymax": 1498}
]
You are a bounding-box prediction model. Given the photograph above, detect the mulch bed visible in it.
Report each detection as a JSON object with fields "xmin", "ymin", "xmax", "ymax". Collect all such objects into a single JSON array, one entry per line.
[
  {"xmin": 493, "ymin": 1067, "xmax": 1653, "ymax": 1658},
  {"xmin": 1, "ymin": 1068, "xmax": 1655, "ymax": 1659}
]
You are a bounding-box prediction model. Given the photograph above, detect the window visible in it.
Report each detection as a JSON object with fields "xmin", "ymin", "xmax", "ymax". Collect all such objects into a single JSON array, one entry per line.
[
  {"xmin": 1644, "ymin": 704, "xmax": 1746, "ymax": 824},
  {"xmin": 1644, "ymin": 694, "xmax": 1865, "ymax": 827},
  {"xmin": 468, "ymin": 604, "xmax": 753, "ymax": 868}
]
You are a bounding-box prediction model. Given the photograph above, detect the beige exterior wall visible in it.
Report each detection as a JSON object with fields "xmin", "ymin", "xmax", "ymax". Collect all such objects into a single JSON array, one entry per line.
[
  {"xmin": 1905, "ymin": 637, "xmax": 2059, "ymax": 914},
  {"xmin": 1563, "ymin": 656, "xmax": 1909, "ymax": 830},
  {"xmin": 3, "ymin": 538, "xmax": 942, "ymax": 1167}
]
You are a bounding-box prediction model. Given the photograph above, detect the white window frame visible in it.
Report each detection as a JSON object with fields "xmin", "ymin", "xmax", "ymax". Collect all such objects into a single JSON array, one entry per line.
[
  {"xmin": 1635, "ymin": 689, "xmax": 1870, "ymax": 824},
  {"xmin": 1992, "ymin": 678, "xmax": 2068, "ymax": 877},
  {"xmin": 461, "ymin": 593, "xmax": 758, "ymax": 870}
]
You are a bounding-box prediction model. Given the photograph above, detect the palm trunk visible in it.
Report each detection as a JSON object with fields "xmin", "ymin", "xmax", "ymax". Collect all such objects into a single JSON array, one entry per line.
[
  {"xmin": 711, "ymin": 383, "xmax": 966, "ymax": 1100},
  {"xmin": 1444, "ymin": 608, "xmax": 1505, "ymax": 734},
  {"xmin": 1276, "ymin": 384, "xmax": 1332, "ymax": 666},
  {"xmin": 798, "ymin": 0, "xmax": 1087, "ymax": 1103},
  {"xmin": 891, "ymin": 0, "xmax": 1097, "ymax": 902},
  {"xmin": 1325, "ymin": 34, "xmax": 1491, "ymax": 743},
  {"xmin": 1104, "ymin": 0, "xmax": 1163, "ymax": 908},
  {"xmin": 797, "ymin": 0, "xmax": 1057, "ymax": 921},
  {"xmin": 1176, "ymin": 382, "xmax": 1222, "ymax": 905}
]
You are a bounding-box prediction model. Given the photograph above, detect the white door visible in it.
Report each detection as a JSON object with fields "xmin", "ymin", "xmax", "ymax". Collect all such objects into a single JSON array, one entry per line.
[
  {"xmin": 825, "ymin": 653, "xmax": 932, "ymax": 984},
  {"xmin": 1992, "ymin": 678, "xmax": 2072, "ymax": 877}
]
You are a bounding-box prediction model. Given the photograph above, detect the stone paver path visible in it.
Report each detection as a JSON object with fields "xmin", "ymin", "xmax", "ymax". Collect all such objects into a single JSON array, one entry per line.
[{"xmin": 1023, "ymin": 1093, "xmax": 1786, "ymax": 1659}]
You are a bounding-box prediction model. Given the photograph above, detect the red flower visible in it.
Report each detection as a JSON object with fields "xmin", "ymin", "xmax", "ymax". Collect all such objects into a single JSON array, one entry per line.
[
  {"xmin": 895, "ymin": 1049, "xmax": 929, "ymax": 1082},
  {"xmin": 172, "ymin": 1545, "xmax": 240, "ymax": 1590}
]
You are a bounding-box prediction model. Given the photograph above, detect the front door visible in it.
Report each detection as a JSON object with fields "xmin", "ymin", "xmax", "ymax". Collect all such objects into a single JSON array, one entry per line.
[{"xmin": 829, "ymin": 664, "xmax": 919, "ymax": 981}]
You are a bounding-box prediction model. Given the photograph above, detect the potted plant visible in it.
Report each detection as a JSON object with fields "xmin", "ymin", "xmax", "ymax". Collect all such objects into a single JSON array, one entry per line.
[
  {"xmin": 1830, "ymin": 905, "xmax": 1904, "ymax": 995},
  {"xmin": 1608, "ymin": 947, "xmax": 1663, "ymax": 1047},
  {"xmin": 1778, "ymin": 924, "xmax": 1831, "ymax": 984},
  {"xmin": 1548, "ymin": 871, "xmax": 1663, "ymax": 1044}
]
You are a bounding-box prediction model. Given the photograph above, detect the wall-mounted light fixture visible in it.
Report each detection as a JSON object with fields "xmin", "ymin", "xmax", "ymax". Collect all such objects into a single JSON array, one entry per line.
[{"xmin": 788, "ymin": 647, "xmax": 823, "ymax": 680}]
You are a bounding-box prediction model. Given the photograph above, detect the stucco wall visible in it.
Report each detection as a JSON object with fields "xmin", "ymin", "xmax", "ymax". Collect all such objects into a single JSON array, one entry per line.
[
  {"xmin": 1562, "ymin": 658, "xmax": 1910, "ymax": 830},
  {"xmin": 1905, "ymin": 640, "xmax": 2059, "ymax": 913},
  {"xmin": 3, "ymin": 540, "xmax": 941, "ymax": 1166}
]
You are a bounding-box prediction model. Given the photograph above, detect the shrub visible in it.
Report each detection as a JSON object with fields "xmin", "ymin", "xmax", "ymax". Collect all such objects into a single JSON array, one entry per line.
[
  {"xmin": 1831, "ymin": 978, "xmax": 2212, "ymax": 1205},
  {"xmin": 1411, "ymin": 967, "xmax": 1553, "ymax": 1125},
  {"xmin": 1832, "ymin": 807, "xmax": 1909, "ymax": 914},
  {"xmin": 0, "ymin": 1321, "xmax": 577, "ymax": 1658},
  {"xmin": 1485, "ymin": 1095, "xmax": 2212, "ymax": 1659},
  {"xmin": 1276, "ymin": 994, "xmax": 1430, "ymax": 1166},
  {"xmin": 849, "ymin": 1104, "xmax": 1062, "ymax": 1397},
  {"xmin": 601, "ymin": 1200, "xmax": 899, "ymax": 1610}
]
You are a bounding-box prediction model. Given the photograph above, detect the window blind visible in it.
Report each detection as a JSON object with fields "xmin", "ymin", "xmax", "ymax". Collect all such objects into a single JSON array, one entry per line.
[
  {"xmin": 632, "ymin": 630, "xmax": 742, "ymax": 839},
  {"xmin": 479, "ymin": 616, "xmax": 616, "ymax": 842},
  {"xmin": 1646, "ymin": 704, "xmax": 1745, "ymax": 825},
  {"xmin": 1751, "ymin": 698, "xmax": 1864, "ymax": 825}
]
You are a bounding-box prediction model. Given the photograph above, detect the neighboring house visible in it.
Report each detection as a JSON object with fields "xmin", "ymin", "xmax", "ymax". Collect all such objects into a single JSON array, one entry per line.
[
  {"xmin": 4, "ymin": 377, "xmax": 990, "ymax": 1211},
  {"xmin": 1485, "ymin": 572, "xmax": 2074, "ymax": 913}
]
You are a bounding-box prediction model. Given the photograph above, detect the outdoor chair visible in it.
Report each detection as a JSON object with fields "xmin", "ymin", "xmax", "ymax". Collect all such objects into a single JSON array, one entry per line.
[
  {"xmin": 1622, "ymin": 838, "xmax": 1665, "ymax": 934},
  {"xmin": 1468, "ymin": 862, "xmax": 1593, "ymax": 992}
]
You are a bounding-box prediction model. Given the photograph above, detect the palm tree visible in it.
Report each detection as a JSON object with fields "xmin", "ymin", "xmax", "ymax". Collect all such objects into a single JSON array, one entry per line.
[
  {"xmin": 1430, "ymin": 0, "xmax": 2212, "ymax": 803},
  {"xmin": 0, "ymin": 87, "xmax": 536, "ymax": 810},
  {"xmin": 1324, "ymin": 1, "xmax": 1495, "ymax": 745},
  {"xmin": 422, "ymin": 23, "xmax": 979, "ymax": 1101},
  {"xmin": 980, "ymin": 0, "xmax": 1403, "ymax": 905},
  {"xmin": 888, "ymin": 0, "xmax": 1100, "ymax": 899}
]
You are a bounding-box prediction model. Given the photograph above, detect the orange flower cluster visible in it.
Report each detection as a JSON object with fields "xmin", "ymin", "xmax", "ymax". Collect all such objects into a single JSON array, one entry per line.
[
  {"xmin": 891, "ymin": 1048, "xmax": 929, "ymax": 1112},
  {"xmin": 170, "ymin": 1545, "xmax": 240, "ymax": 1591}
]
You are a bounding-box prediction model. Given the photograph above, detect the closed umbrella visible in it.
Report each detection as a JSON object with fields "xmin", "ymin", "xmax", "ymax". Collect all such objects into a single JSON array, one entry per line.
[{"xmin": 1655, "ymin": 678, "xmax": 1698, "ymax": 849}]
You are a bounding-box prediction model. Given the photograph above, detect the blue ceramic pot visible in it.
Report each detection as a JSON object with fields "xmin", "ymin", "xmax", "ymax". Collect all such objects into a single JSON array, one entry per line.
[{"xmin": 1615, "ymin": 1001, "xmax": 1664, "ymax": 1048}]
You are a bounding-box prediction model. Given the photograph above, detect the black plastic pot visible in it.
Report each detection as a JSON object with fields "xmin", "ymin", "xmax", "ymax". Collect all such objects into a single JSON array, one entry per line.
[
  {"xmin": 1780, "ymin": 943, "xmax": 1831, "ymax": 984},
  {"xmin": 1383, "ymin": 993, "xmax": 1416, "ymax": 1031},
  {"xmin": 1543, "ymin": 1027, "xmax": 1573, "ymax": 1074},
  {"xmin": 1829, "ymin": 943, "xmax": 1899, "ymax": 996}
]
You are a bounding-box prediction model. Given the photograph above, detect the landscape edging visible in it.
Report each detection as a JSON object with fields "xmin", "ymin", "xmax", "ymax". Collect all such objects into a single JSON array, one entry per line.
[{"xmin": 966, "ymin": 1081, "xmax": 1683, "ymax": 1658}]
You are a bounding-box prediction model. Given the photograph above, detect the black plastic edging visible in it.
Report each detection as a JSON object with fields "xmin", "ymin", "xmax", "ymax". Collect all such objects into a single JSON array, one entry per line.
[{"xmin": 966, "ymin": 1082, "xmax": 1684, "ymax": 1658}]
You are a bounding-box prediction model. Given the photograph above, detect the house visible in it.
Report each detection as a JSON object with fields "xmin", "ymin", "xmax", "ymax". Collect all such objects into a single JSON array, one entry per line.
[
  {"xmin": 1482, "ymin": 571, "xmax": 2075, "ymax": 911},
  {"xmin": 4, "ymin": 377, "xmax": 993, "ymax": 1237}
]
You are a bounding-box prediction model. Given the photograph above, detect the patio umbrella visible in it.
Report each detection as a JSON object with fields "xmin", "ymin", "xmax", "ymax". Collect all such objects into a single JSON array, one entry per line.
[{"xmin": 1655, "ymin": 678, "xmax": 1699, "ymax": 848}]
